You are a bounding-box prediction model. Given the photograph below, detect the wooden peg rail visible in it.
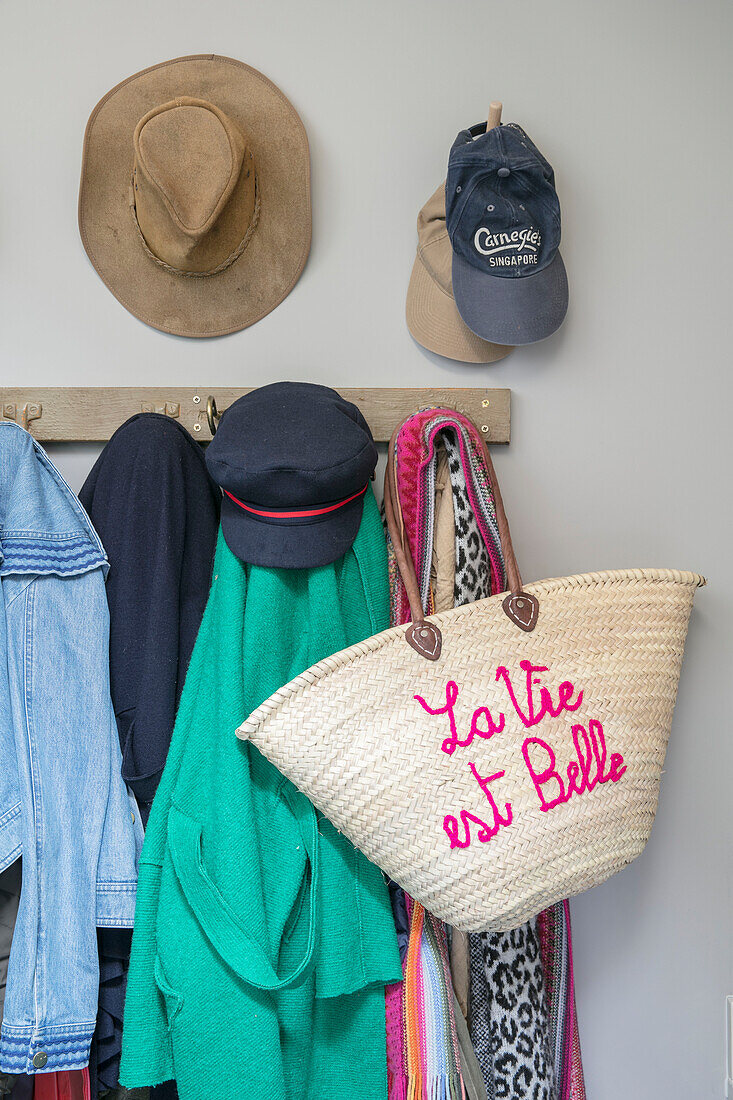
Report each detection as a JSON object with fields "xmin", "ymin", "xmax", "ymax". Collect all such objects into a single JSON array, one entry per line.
[{"xmin": 0, "ymin": 388, "xmax": 511, "ymax": 444}]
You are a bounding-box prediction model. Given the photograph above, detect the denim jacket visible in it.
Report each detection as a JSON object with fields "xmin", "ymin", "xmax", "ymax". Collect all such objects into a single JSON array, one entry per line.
[{"xmin": 0, "ymin": 424, "xmax": 143, "ymax": 1074}]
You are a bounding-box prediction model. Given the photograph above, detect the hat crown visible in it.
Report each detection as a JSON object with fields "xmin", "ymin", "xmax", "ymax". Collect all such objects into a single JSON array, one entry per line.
[
  {"xmin": 445, "ymin": 123, "xmax": 561, "ymax": 281},
  {"xmin": 137, "ymin": 101, "xmax": 242, "ymax": 237},
  {"xmin": 132, "ymin": 96, "xmax": 257, "ymax": 274},
  {"xmin": 206, "ymin": 382, "xmax": 377, "ymax": 504},
  {"xmin": 415, "ymin": 185, "xmax": 452, "ymax": 295},
  {"xmin": 416, "ymin": 183, "xmax": 445, "ymax": 239}
]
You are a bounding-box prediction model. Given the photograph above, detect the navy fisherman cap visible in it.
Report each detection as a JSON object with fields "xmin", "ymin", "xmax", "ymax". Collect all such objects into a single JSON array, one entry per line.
[
  {"xmin": 205, "ymin": 382, "xmax": 377, "ymax": 569},
  {"xmin": 445, "ymin": 123, "xmax": 568, "ymax": 345}
]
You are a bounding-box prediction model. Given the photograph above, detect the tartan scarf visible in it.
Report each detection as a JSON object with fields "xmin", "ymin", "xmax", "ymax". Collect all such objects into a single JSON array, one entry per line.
[{"xmin": 385, "ymin": 410, "xmax": 585, "ymax": 1100}]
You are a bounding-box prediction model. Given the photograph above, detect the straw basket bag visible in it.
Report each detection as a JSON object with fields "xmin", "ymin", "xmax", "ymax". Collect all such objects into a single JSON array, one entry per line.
[{"xmin": 237, "ymin": 429, "xmax": 704, "ymax": 932}]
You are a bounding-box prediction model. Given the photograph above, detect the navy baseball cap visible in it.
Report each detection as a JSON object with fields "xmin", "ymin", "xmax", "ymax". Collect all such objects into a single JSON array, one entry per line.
[
  {"xmin": 445, "ymin": 123, "xmax": 568, "ymax": 345},
  {"xmin": 205, "ymin": 382, "xmax": 377, "ymax": 569}
]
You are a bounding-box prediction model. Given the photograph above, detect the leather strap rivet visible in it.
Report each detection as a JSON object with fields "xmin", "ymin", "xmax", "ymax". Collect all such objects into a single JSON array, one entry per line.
[{"xmin": 503, "ymin": 591, "xmax": 539, "ymax": 632}]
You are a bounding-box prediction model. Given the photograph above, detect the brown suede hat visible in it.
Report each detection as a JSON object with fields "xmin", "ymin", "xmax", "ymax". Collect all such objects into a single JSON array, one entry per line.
[{"xmin": 79, "ymin": 55, "xmax": 311, "ymax": 337}]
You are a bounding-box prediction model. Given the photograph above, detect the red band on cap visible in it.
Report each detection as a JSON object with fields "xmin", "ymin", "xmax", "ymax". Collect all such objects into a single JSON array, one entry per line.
[{"xmin": 224, "ymin": 483, "xmax": 367, "ymax": 519}]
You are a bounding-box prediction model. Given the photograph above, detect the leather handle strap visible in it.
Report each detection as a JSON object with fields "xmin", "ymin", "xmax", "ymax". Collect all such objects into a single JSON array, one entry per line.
[
  {"xmin": 384, "ymin": 445, "xmax": 443, "ymax": 659},
  {"xmin": 383, "ymin": 419, "xmax": 539, "ymax": 656}
]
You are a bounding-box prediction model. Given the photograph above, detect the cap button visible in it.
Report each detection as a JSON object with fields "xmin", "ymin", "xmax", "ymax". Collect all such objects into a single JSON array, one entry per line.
[{"xmin": 497, "ymin": 167, "xmax": 510, "ymax": 178}]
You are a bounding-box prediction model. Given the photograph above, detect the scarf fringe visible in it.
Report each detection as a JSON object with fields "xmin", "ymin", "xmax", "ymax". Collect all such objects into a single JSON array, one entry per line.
[
  {"xmin": 401, "ymin": 1071, "xmax": 464, "ymax": 1100},
  {"xmin": 388, "ymin": 1072, "xmax": 408, "ymax": 1100}
]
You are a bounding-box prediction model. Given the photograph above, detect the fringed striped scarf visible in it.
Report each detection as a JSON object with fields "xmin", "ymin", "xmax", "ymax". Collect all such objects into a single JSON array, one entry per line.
[
  {"xmin": 385, "ymin": 409, "xmax": 585, "ymax": 1100},
  {"xmin": 403, "ymin": 898, "xmax": 465, "ymax": 1100}
]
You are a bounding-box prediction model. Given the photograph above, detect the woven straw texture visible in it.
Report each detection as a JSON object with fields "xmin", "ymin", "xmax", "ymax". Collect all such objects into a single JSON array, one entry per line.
[{"xmin": 238, "ymin": 568, "xmax": 703, "ymax": 932}]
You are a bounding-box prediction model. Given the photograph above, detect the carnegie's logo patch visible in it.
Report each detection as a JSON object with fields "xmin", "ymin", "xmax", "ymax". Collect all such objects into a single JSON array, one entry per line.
[{"xmin": 474, "ymin": 226, "xmax": 541, "ymax": 268}]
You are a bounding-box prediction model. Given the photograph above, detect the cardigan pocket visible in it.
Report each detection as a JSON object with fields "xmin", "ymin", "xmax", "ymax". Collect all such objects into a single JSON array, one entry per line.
[
  {"xmin": 167, "ymin": 800, "xmax": 320, "ymax": 991},
  {"xmin": 154, "ymin": 955, "xmax": 183, "ymax": 1033}
]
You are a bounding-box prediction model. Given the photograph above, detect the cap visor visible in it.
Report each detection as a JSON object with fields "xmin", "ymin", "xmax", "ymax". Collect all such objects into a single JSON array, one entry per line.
[
  {"xmin": 219, "ymin": 490, "xmax": 365, "ymax": 569},
  {"xmin": 406, "ymin": 254, "xmax": 511, "ymax": 364},
  {"xmin": 452, "ymin": 251, "xmax": 568, "ymax": 345}
]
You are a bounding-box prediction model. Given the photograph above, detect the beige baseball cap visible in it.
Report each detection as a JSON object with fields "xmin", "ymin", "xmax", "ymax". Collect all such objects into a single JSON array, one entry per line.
[{"xmin": 406, "ymin": 184, "xmax": 512, "ymax": 363}]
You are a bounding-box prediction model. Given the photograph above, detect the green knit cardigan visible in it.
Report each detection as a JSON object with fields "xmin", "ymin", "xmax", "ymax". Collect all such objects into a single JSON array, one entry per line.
[{"xmin": 120, "ymin": 488, "xmax": 401, "ymax": 1100}]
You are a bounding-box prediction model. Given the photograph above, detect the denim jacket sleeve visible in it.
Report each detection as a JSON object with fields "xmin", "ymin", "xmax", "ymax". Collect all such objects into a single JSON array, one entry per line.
[{"xmin": 0, "ymin": 425, "xmax": 143, "ymax": 1075}]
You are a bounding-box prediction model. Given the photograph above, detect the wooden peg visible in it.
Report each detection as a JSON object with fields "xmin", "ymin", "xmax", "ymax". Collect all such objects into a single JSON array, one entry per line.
[{"xmin": 487, "ymin": 101, "xmax": 503, "ymax": 132}]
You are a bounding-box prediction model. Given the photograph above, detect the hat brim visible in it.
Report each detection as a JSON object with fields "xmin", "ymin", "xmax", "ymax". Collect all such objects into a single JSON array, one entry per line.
[
  {"xmin": 79, "ymin": 55, "xmax": 311, "ymax": 338},
  {"xmin": 406, "ymin": 252, "xmax": 512, "ymax": 364},
  {"xmin": 219, "ymin": 490, "xmax": 366, "ymax": 569},
  {"xmin": 452, "ymin": 250, "xmax": 568, "ymax": 346}
]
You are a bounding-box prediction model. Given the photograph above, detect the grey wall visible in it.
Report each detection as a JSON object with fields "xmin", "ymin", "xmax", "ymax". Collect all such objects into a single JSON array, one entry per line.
[{"xmin": 2, "ymin": 1, "xmax": 731, "ymax": 1096}]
